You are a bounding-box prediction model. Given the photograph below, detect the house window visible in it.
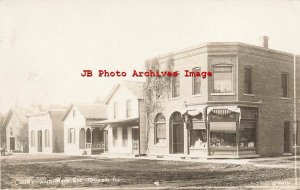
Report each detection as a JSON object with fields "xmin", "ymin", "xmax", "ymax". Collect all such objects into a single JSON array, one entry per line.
[
  {"xmin": 44, "ymin": 130, "xmax": 50, "ymax": 147},
  {"xmin": 244, "ymin": 66, "xmax": 252, "ymax": 94},
  {"xmin": 113, "ymin": 128, "xmax": 118, "ymax": 146},
  {"xmin": 213, "ymin": 66, "xmax": 233, "ymax": 93},
  {"xmin": 31, "ymin": 130, "xmax": 35, "ymax": 147},
  {"xmin": 172, "ymin": 74, "xmax": 180, "ymax": 98},
  {"xmin": 126, "ymin": 100, "xmax": 132, "ymax": 118},
  {"xmin": 10, "ymin": 127, "xmax": 13, "ymax": 136},
  {"xmin": 122, "ymin": 128, "xmax": 128, "ymax": 147},
  {"xmin": 281, "ymin": 72, "xmax": 288, "ymax": 98},
  {"xmin": 114, "ymin": 102, "xmax": 118, "ymax": 119},
  {"xmin": 68, "ymin": 128, "xmax": 75, "ymax": 144},
  {"xmin": 154, "ymin": 113, "xmax": 166, "ymax": 144},
  {"xmin": 192, "ymin": 68, "xmax": 201, "ymax": 95}
]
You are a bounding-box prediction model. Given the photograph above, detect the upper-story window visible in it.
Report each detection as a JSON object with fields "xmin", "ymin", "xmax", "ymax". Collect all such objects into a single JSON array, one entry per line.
[
  {"xmin": 281, "ymin": 72, "xmax": 288, "ymax": 98},
  {"xmin": 192, "ymin": 67, "xmax": 201, "ymax": 95},
  {"xmin": 172, "ymin": 74, "xmax": 180, "ymax": 98},
  {"xmin": 72, "ymin": 110, "xmax": 76, "ymax": 117},
  {"xmin": 244, "ymin": 66, "xmax": 253, "ymax": 94},
  {"xmin": 126, "ymin": 100, "xmax": 131, "ymax": 118},
  {"xmin": 113, "ymin": 101, "xmax": 118, "ymax": 119},
  {"xmin": 213, "ymin": 65, "xmax": 233, "ymax": 93}
]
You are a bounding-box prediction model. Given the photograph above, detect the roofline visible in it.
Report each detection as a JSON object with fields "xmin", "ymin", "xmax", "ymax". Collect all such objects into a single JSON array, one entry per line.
[{"xmin": 147, "ymin": 41, "xmax": 299, "ymax": 61}]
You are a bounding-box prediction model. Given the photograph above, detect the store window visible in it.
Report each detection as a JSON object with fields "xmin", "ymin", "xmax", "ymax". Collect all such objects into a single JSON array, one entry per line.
[
  {"xmin": 210, "ymin": 122, "xmax": 236, "ymax": 148},
  {"xmin": 190, "ymin": 118, "xmax": 206, "ymax": 149},
  {"xmin": 154, "ymin": 113, "xmax": 166, "ymax": 144},
  {"xmin": 213, "ymin": 65, "xmax": 233, "ymax": 93}
]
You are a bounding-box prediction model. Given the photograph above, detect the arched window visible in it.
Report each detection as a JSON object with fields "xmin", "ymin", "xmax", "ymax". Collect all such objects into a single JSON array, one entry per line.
[{"xmin": 154, "ymin": 114, "xmax": 166, "ymax": 144}]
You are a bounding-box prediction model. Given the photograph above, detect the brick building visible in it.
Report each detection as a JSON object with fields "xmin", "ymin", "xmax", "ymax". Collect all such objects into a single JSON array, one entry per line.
[{"xmin": 146, "ymin": 37, "xmax": 300, "ymax": 158}]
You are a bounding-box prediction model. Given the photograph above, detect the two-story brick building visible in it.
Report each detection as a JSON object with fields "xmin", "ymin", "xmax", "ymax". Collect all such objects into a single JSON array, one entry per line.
[{"xmin": 146, "ymin": 37, "xmax": 300, "ymax": 158}]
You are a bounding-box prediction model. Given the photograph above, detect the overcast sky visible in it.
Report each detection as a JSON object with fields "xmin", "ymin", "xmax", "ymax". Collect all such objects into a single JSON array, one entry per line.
[{"xmin": 1, "ymin": 0, "xmax": 300, "ymax": 113}]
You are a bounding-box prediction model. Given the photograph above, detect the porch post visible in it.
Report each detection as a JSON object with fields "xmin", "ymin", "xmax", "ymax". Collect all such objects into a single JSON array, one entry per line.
[{"xmin": 236, "ymin": 113, "xmax": 240, "ymax": 156}]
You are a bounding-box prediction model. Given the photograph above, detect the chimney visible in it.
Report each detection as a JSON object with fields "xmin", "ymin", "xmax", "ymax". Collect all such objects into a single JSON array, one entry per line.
[{"xmin": 260, "ymin": 35, "xmax": 269, "ymax": 48}]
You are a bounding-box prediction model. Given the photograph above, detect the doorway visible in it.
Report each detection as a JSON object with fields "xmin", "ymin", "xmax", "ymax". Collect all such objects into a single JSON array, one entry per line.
[
  {"xmin": 284, "ymin": 121, "xmax": 290, "ymax": 153},
  {"xmin": 10, "ymin": 137, "xmax": 15, "ymax": 151},
  {"xmin": 132, "ymin": 127, "xmax": 139, "ymax": 154},
  {"xmin": 170, "ymin": 112, "xmax": 184, "ymax": 154}
]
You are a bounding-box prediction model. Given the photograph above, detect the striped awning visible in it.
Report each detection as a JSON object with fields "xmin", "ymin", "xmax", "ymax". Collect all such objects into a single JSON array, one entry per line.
[{"xmin": 207, "ymin": 106, "xmax": 240, "ymax": 116}]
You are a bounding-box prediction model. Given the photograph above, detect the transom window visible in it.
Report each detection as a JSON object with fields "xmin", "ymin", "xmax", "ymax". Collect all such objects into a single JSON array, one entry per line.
[{"xmin": 213, "ymin": 65, "xmax": 233, "ymax": 93}]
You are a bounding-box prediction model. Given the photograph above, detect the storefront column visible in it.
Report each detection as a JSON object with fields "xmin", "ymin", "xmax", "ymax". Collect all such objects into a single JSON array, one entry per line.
[
  {"xmin": 236, "ymin": 113, "xmax": 240, "ymax": 156},
  {"xmin": 207, "ymin": 116, "xmax": 210, "ymax": 156}
]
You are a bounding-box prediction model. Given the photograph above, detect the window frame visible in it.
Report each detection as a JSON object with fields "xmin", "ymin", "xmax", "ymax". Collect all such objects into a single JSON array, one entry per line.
[
  {"xmin": 212, "ymin": 64, "xmax": 234, "ymax": 94},
  {"xmin": 113, "ymin": 101, "xmax": 118, "ymax": 119},
  {"xmin": 154, "ymin": 113, "xmax": 166, "ymax": 145},
  {"xmin": 281, "ymin": 72, "xmax": 289, "ymax": 98},
  {"xmin": 172, "ymin": 73, "xmax": 180, "ymax": 98},
  {"xmin": 126, "ymin": 99, "xmax": 132, "ymax": 118},
  {"xmin": 192, "ymin": 67, "xmax": 201, "ymax": 95},
  {"xmin": 244, "ymin": 66, "xmax": 253, "ymax": 95}
]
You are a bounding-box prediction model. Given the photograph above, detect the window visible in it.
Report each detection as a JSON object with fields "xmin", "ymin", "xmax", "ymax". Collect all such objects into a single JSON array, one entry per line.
[
  {"xmin": 126, "ymin": 100, "xmax": 131, "ymax": 118},
  {"xmin": 31, "ymin": 130, "xmax": 35, "ymax": 147},
  {"xmin": 10, "ymin": 127, "xmax": 13, "ymax": 136},
  {"xmin": 154, "ymin": 114, "xmax": 166, "ymax": 144},
  {"xmin": 68, "ymin": 128, "xmax": 75, "ymax": 144},
  {"xmin": 190, "ymin": 118, "xmax": 206, "ymax": 149},
  {"xmin": 213, "ymin": 66, "xmax": 233, "ymax": 93},
  {"xmin": 113, "ymin": 102, "xmax": 118, "ymax": 119},
  {"xmin": 281, "ymin": 72, "xmax": 288, "ymax": 98},
  {"xmin": 172, "ymin": 74, "xmax": 180, "ymax": 98},
  {"xmin": 193, "ymin": 67, "xmax": 201, "ymax": 95},
  {"xmin": 244, "ymin": 66, "xmax": 252, "ymax": 94},
  {"xmin": 113, "ymin": 128, "xmax": 118, "ymax": 146},
  {"xmin": 73, "ymin": 110, "xmax": 76, "ymax": 117},
  {"xmin": 210, "ymin": 122, "xmax": 236, "ymax": 148},
  {"xmin": 44, "ymin": 130, "xmax": 50, "ymax": 147},
  {"xmin": 122, "ymin": 128, "xmax": 128, "ymax": 147}
]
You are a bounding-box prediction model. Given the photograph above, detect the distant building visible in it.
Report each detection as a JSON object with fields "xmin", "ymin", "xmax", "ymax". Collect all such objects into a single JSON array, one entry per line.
[
  {"xmin": 97, "ymin": 81, "xmax": 147, "ymax": 156},
  {"xmin": 28, "ymin": 109, "xmax": 66, "ymax": 154},
  {"xmin": 62, "ymin": 103, "xmax": 107, "ymax": 155},
  {"xmin": 2, "ymin": 108, "xmax": 28, "ymax": 153},
  {"xmin": 146, "ymin": 37, "xmax": 300, "ymax": 158}
]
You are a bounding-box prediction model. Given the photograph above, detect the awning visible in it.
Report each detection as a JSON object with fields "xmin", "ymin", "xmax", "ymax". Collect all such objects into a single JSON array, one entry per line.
[
  {"xmin": 207, "ymin": 106, "xmax": 240, "ymax": 116},
  {"xmin": 93, "ymin": 117, "xmax": 139, "ymax": 126},
  {"xmin": 182, "ymin": 105, "xmax": 206, "ymax": 117}
]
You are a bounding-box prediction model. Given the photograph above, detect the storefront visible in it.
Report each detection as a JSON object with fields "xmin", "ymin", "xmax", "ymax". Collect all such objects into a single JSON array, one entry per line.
[{"xmin": 182, "ymin": 106, "xmax": 258, "ymax": 157}]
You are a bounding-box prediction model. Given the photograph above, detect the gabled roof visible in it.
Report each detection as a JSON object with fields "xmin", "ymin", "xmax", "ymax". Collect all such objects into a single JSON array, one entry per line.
[
  {"xmin": 62, "ymin": 103, "xmax": 107, "ymax": 121},
  {"xmin": 2, "ymin": 108, "xmax": 28, "ymax": 128},
  {"xmin": 104, "ymin": 80, "xmax": 145, "ymax": 104}
]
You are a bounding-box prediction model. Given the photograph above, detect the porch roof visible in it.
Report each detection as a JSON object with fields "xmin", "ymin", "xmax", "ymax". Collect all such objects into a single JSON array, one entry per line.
[{"xmin": 93, "ymin": 117, "xmax": 139, "ymax": 126}]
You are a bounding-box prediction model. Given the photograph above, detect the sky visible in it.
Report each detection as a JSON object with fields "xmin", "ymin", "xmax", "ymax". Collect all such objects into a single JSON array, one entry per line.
[{"xmin": 1, "ymin": 0, "xmax": 300, "ymax": 114}]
